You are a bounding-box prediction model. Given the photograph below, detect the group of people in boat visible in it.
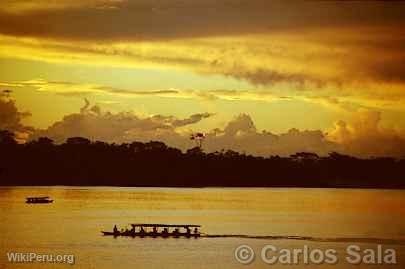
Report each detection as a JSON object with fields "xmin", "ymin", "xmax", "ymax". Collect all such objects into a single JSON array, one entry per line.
[{"xmin": 110, "ymin": 224, "xmax": 200, "ymax": 238}]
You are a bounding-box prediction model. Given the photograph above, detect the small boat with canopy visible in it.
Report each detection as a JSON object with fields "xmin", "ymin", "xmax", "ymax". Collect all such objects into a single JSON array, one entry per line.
[
  {"xmin": 102, "ymin": 223, "xmax": 201, "ymax": 238},
  {"xmin": 26, "ymin": 197, "xmax": 53, "ymax": 204}
]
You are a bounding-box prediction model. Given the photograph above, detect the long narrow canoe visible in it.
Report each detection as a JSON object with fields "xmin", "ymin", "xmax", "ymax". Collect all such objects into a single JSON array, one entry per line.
[
  {"xmin": 26, "ymin": 197, "xmax": 53, "ymax": 203},
  {"xmin": 101, "ymin": 223, "xmax": 201, "ymax": 238},
  {"xmin": 101, "ymin": 231, "xmax": 200, "ymax": 237}
]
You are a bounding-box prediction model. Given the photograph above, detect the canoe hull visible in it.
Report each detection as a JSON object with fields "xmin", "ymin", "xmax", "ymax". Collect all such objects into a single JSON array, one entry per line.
[{"xmin": 26, "ymin": 200, "xmax": 53, "ymax": 204}]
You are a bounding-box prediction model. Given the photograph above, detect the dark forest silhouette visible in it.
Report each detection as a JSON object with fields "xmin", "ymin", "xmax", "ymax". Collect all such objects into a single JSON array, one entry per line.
[{"xmin": 0, "ymin": 130, "xmax": 404, "ymax": 188}]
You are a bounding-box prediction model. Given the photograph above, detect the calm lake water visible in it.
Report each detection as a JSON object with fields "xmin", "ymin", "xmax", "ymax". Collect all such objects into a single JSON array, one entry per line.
[{"xmin": 0, "ymin": 187, "xmax": 404, "ymax": 268}]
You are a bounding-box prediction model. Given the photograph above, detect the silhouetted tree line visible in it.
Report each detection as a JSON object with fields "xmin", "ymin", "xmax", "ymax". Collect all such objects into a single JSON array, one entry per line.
[{"xmin": 0, "ymin": 130, "xmax": 404, "ymax": 188}]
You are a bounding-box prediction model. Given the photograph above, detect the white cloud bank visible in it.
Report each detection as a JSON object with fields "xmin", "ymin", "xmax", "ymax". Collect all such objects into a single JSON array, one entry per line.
[{"xmin": 2, "ymin": 96, "xmax": 405, "ymax": 157}]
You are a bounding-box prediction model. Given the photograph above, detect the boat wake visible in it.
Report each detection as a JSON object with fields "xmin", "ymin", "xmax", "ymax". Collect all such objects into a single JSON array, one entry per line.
[{"xmin": 201, "ymin": 234, "xmax": 405, "ymax": 245}]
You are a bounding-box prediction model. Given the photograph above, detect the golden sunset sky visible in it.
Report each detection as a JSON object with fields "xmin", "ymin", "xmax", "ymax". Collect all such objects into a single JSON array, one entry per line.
[{"xmin": 1, "ymin": 0, "xmax": 405, "ymax": 157}]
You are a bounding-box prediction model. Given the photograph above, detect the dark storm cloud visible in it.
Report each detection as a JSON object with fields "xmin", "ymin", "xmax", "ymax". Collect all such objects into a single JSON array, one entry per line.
[
  {"xmin": 220, "ymin": 68, "xmax": 326, "ymax": 87},
  {"xmin": 1, "ymin": 0, "xmax": 405, "ymax": 41},
  {"xmin": 1, "ymin": 1, "xmax": 405, "ymax": 89},
  {"xmin": 172, "ymin": 113, "xmax": 214, "ymax": 127}
]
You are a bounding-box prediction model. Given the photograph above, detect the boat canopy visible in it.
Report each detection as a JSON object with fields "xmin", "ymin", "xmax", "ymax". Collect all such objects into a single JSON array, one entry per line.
[{"xmin": 130, "ymin": 223, "xmax": 201, "ymax": 228}]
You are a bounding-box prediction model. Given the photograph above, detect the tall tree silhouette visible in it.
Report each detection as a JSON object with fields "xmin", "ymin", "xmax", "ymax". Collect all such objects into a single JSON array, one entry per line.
[{"xmin": 190, "ymin": 133, "xmax": 205, "ymax": 148}]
